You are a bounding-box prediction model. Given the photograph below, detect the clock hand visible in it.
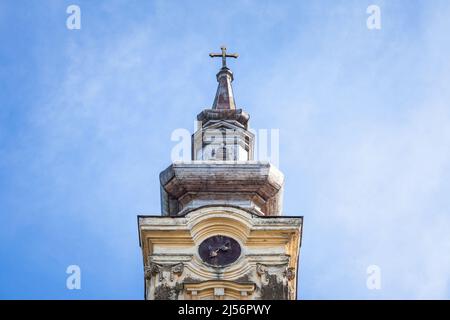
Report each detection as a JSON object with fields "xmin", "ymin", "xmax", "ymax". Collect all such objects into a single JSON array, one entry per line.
[
  {"xmin": 219, "ymin": 244, "xmax": 230, "ymax": 251},
  {"xmin": 209, "ymin": 241, "xmax": 232, "ymax": 257},
  {"xmin": 209, "ymin": 248, "xmax": 220, "ymax": 257}
]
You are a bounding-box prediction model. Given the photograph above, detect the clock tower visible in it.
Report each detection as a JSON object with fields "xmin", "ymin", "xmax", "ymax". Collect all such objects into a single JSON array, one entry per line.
[{"xmin": 138, "ymin": 47, "xmax": 303, "ymax": 300}]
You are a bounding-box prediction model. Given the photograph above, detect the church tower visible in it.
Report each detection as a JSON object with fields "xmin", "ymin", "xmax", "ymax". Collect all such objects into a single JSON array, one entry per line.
[{"xmin": 138, "ymin": 47, "xmax": 303, "ymax": 300}]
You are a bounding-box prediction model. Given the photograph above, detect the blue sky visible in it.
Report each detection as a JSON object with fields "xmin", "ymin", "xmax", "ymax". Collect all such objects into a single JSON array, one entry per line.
[{"xmin": 1, "ymin": 0, "xmax": 450, "ymax": 299}]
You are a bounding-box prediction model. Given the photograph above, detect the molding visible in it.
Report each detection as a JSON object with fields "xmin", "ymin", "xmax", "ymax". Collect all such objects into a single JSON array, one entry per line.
[{"xmin": 184, "ymin": 280, "xmax": 255, "ymax": 300}]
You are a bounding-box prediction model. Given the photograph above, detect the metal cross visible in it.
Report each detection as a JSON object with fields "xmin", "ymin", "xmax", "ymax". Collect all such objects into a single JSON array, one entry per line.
[{"xmin": 209, "ymin": 46, "xmax": 238, "ymax": 69}]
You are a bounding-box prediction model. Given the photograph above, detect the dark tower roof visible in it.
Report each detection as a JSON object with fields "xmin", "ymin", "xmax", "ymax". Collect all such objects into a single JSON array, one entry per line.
[
  {"xmin": 212, "ymin": 67, "xmax": 236, "ymax": 110},
  {"xmin": 209, "ymin": 46, "xmax": 239, "ymax": 110}
]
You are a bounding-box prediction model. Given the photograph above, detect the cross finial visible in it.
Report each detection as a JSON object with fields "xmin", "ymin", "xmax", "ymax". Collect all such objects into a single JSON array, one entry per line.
[{"xmin": 209, "ymin": 46, "xmax": 238, "ymax": 69}]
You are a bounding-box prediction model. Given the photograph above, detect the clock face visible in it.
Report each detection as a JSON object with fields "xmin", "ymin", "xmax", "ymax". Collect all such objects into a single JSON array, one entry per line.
[{"xmin": 198, "ymin": 235, "xmax": 241, "ymax": 266}]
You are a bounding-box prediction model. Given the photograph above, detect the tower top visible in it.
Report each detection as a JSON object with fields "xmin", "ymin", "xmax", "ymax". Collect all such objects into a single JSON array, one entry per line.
[
  {"xmin": 209, "ymin": 46, "xmax": 238, "ymax": 110},
  {"xmin": 209, "ymin": 45, "xmax": 238, "ymax": 69}
]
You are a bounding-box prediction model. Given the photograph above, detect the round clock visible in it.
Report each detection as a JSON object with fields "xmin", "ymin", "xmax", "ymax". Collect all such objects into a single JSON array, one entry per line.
[{"xmin": 198, "ymin": 235, "xmax": 241, "ymax": 266}]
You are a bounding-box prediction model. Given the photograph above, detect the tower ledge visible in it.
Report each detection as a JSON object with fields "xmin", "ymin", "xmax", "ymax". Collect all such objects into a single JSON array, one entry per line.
[
  {"xmin": 197, "ymin": 108, "xmax": 250, "ymax": 129},
  {"xmin": 159, "ymin": 161, "xmax": 284, "ymax": 217}
]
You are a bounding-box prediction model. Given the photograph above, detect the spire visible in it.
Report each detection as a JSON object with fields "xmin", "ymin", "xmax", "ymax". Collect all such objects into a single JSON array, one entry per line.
[{"xmin": 209, "ymin": 46, "xmax": 238, "ymax": 110}]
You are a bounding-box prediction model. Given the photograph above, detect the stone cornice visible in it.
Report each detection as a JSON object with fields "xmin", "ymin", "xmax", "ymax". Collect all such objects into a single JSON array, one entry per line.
[{"xmin": 159, "ymin": 161, "xmax": 284, "ymax": 216}]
